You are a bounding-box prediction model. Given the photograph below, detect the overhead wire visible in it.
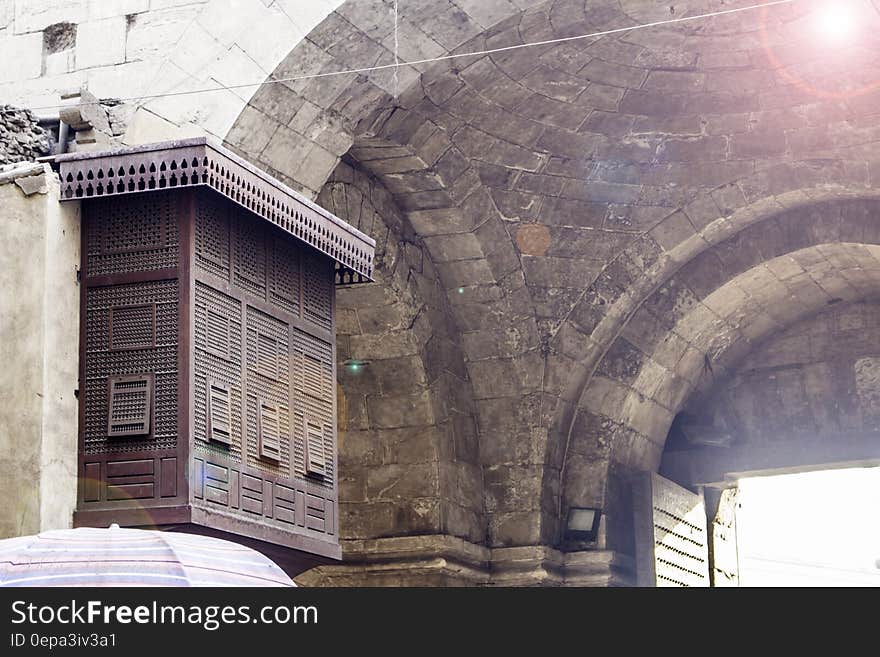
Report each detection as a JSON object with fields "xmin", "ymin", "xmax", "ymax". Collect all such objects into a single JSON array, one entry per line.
[{"xmin": 25, "ymin": 0, "xmax": 800, "ymax": 113}]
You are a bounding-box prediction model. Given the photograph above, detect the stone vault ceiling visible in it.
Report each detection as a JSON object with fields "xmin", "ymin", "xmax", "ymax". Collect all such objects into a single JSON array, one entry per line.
[{"xmin": 220, "ymin": 0, "xmax": 880, "ymax": 550}]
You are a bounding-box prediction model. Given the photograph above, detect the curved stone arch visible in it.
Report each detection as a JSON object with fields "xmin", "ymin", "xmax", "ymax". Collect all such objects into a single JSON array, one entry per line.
[
  {"xmin": 583, "ymin": 241, "xmax": 880, "ymax": 550},
  {"xmin": 338, "ymin": 126, "xmax": 554, "ymax": 546},
  {"xmin": 542, "ymin": 182, "xmax": 880, "ymax": 543},
  {"xmin": 552, "ymin": 192, "xmax": 880, "ymax": 549},
  {"xmin": 317, "ymin": 158, "xmax": 486, "ymax": 545},
  {"xmin": 224, "ymin": 0, "xmax": 880, "ymax": 548}
]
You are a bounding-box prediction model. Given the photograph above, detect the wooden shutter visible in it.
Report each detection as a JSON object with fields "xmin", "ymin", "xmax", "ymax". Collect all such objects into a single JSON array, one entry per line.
[
  {"xmin": 633, "ymin": 472, "xmax": 710, "ymax": 587},
  {"xmin": 291, "ymin": 328, "xmax": 334, "ymax": 481},
  {"xmin": 257, "ymin": 332, "xmax": 279, "ymax": 379},
  {"xmin": 107, "ymin": 375, "xmax": 152, "ymax": 437},
  {"xmin": 207, "ymin": 381, "xmax": 232, "ymax": 445},
  {"xmin": 304, "ymin": 420, "xmax": 326, "ymax": 476},
  {"xmin": 205, "ymin": 308, "xmax": 231, "ymax": 358},
  {"xmin": 258, "ymin": 399, "xmax": 280, "ymax": 461}
]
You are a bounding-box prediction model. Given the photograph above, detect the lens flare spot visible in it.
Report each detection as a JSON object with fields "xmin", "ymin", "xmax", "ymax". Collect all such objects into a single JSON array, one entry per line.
[{"xmin": 813, "ymin": 1, "xmax": 858, "ymax": 45}]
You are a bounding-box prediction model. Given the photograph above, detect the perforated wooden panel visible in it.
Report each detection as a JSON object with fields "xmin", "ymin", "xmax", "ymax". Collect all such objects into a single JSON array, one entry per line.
[
  {"xmin": 194, "ymin": 281, "xmax": 243, "ymax": 462},
  {"xmin": 269, "ymin": 236, "xmax": 300, "ymax": 315},
  {"xmin": 633, "ymin": 472, "xmax": 710, "ymax": 587},
  {"xmin": 107, "ymin": 375, "xmax": 152, "ymax": 437},
  {"xmin": 303, "ymin": 252, "xmax": 332, "ymax": 332},
  {"xmin": 84, "ymin": 280, "xmax": 178, "ymax": 454},
  {"xmin": 85, "ymin": 192, "xmax": 178, "ymax": 277},
  {"xmin": 246, "ymin": 306, "xmax": 290, "ymax": 476},
  {"xmin": 234, "ymin": 214, "xmax": 267, "ymax": 298},
  {"xmin": 291, "ymin": 328, "xmax": 335, "ymax": 486},
  {"xmin": 194, "ymin": 190, "xmax": 230, "ymax": 279},
  {"xmin": 110, "ymin": 304, "xmax": 156, "ymax": 351}
]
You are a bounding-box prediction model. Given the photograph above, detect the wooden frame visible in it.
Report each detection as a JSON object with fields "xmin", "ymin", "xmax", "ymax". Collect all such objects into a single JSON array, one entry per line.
[{"xmin": 73, "ymin": 172, "xmax": 351, "ymax": 567}]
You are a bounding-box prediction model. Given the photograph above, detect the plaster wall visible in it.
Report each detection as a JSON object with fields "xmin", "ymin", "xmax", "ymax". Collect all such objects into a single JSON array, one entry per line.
[{"xmin": 0, "ymin": 164, "xmax": 79, "ymax": 537}]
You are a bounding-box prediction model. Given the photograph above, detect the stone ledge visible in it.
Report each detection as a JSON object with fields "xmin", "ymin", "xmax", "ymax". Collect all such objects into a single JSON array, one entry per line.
[
  {"xmin": 296, "ymin": 535, "xmax": 634, "ymax": 587},
  {"xmin": 0, "ymin": 162, "xmax": 49, "ymax": 195}
]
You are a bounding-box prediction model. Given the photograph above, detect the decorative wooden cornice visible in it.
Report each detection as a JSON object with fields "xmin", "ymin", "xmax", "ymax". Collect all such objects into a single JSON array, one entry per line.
[{"xmin": 52, "ymin": 138, "xmax": 374, "ymax": 284}]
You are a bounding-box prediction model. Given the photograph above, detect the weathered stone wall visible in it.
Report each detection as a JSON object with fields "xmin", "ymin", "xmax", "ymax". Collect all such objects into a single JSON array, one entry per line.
[
  {"xmin": 0, "ymin": 163, "xmax": 80, "ymax": 538},
  {"xmin": 224, "ymin": 0, "xmax": 880, "ymax": 564},
  {"xmin": 0, "ymin": 0, "xmax": 342, "ymax": 142},
  {"xmin": 662, "ymin": 300, "xmax": 880, "ymax": 487},
  {"xmin": 318, "ymin": 161, "xmax": 484, "ymax": 546},
  {"xmin": 0, "ymin": 106, "xmax": 49, "ymax": 164},
  {"xmin": 6, "ymin": 0, "xmax": 880, "ymax": 584}
]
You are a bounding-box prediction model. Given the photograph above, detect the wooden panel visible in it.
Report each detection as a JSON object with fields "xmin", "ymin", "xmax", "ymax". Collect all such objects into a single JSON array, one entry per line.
[
  {"xmin": 275, "ymin": 483, "xmax": 295, "ymax": 503},
  {"xmin": 107, "ymin": 483, "xmax": 154, "ymax": 500},
  {"xmin": 160, "ymin": 458, "xmax": 177, "ymax": 497},
  {"xmin": 207, "ymin": 382, "xmax": 232, "ymax": 445},
  {"xmin": 263, "ymin": 480, "xmax": 274, "ymax": 518},
  {"xmin": 325, "ymin": 496, "xmax": 335, "ymax": 536},
  {"xmin": 206, "ymin": 485, "xmax": 229, "ymax": 506},
  {"xmin": 241, "ymin": 473, "xmax": 262, "ymax": 494},
  {"xmin": 107, "ymin": 375, "xmax": 152, "ymax": 437},
  {"xmin": 258, "ymin": 400, "xmax": 281, "ymax": 462},
  {"xmin": 295, "ymin": 490, "xmax": 306, "ymax": 527},
  {"xmin": 275, "ymin": 482, "xmax": 296, "ymax": 525},
  {"xmin": 84, "ymin": 462, "xmax": 101, "ymax": 502},
  {"xmin": 241, "ymin": 496, "xmax": 262, "ymax": 515},
  {"xmin": 107, "ymin": 459, "xmax": 154, "ymax": 478},
  {"xmin": 229, "ymin": 469, "xmax": 240, "ymax": 509},
  {"xmin": 193, "ymin": 458, "xmax": 204, "ymax": 499},
  {"xmin": 305, "ymin": 420, "xmax": 326, "ymax": 476},
  {"xmin": 306, "ymin": 493, "xmax": 325, "ymax": 532},
  {"xmin": 205, "ymin": 462, "xmax": 228, "ymax": 484},
  {"xmin": 633, "ymin": 472, "xmax": 710, "ymax": 587},
  {"xmin": 241, "ymin": 472, "xmax": 262, "ymax": 515}
]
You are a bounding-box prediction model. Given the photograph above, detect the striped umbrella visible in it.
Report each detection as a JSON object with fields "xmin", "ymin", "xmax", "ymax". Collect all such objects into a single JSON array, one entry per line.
[{"xmin": 0, "ymin": 525, "xmax": 295, "ymax": 587}]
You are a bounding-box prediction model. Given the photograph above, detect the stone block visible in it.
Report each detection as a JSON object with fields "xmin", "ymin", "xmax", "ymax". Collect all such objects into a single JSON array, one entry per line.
[
  {"xmin": 488, "ymin": 510, "xmax": 543, "ymax": 547},
  {"xmin": 366, "ymin": 463, "xmax": 440, "ymax": 500},
  {"xmin": 0, "ymin": 32, "xmax": 41, "ymax": 82},
  {"xmin": 13, "ymin": 0, "xmax": 84, "ymax": 34},
  {"xmin": 75, "ymin": 16, "xmax": 126, "ymax": 68},
  {"xmin": 541, "ymin": 197, "xmax": 607, "ymax": 229},
  {"xmin": 422, "ymin": 232, "xmax": 485, "ymax": 263},
  {"xmin": 522, "ymin": 255, "xmax": 601, "ymax": 289},
  {"xmin": 366, "ymin": 390, "xmax": 434, "ymax": 429},
  {"xmin": 372, "ymin": 356, "xmax": 428, "ymax": 396},
  {"xmin": 649, "ymin": 210, "xmax": 696, "ymax": 251},
  {"xmin": 125, "ymin": 7, "xmax": 201, "ymax": 62}
]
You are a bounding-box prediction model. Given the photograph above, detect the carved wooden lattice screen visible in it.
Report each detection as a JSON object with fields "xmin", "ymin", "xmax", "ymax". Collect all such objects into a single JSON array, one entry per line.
[{"xmin": 66, "ymin": 139, "xmax": 373, "ymax": 564}]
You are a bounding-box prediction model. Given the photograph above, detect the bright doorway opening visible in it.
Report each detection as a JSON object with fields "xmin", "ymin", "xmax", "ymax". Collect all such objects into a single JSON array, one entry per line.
[{"xmin": 736, "ymin": 466, "xmax": 880, "ymax": 586}]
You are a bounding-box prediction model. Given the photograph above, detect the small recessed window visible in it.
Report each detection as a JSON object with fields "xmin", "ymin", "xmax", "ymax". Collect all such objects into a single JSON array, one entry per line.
[{"xmin": 107, "ymin": 375, "xmax": 152, "ymax": 437}]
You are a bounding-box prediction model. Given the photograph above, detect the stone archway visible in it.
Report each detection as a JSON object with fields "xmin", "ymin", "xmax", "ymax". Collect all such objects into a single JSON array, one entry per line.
[
  {"xmin": 215, "ymin": 0, "xmax": 880, "ymax": 583},
  {"xmin": 557, "ymin": 196, "xmax": 880, "ymax": 554}
]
